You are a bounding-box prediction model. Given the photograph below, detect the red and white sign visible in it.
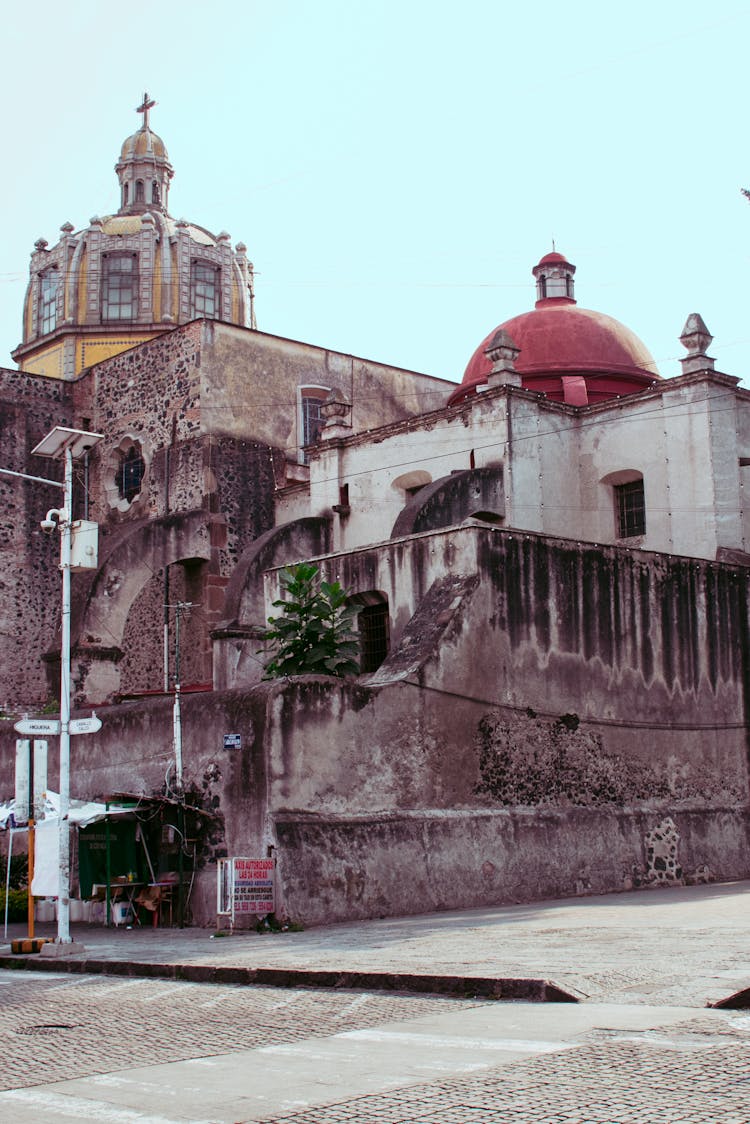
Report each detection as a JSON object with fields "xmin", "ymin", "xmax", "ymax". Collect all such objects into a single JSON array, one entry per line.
[
  {"xmin": 232, "ymin": 857, "xmax": 275, "ymax": 914},
  {"xmin": 218, "ymin": 857, "xmax": 275, "ymax": 918}
]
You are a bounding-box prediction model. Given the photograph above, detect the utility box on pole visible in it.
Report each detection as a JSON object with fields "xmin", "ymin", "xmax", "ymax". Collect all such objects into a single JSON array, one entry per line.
[{"xmin": 70, "ymin": 520, "xmax": 98, "ymax": 570}]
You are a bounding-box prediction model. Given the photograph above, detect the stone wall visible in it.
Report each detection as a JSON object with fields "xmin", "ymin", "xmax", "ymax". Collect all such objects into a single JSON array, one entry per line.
[{"xmin": 0, "ymin": 368, "xmax": 72, "ymax": 706}]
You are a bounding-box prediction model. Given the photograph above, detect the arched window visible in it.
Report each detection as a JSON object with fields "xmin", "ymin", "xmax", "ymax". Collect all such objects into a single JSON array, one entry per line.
[
  {"xmin": 296, "ymin": 385, "xmax": 330, "ymax": 463},
  {"xmin": 116, "ymin": 444, "xmax": 146, "ymax": 503},
  {"xmin": 39, "ymin": 269, "xmax": 58, "ymax": 334},
  {"xmin": 135, "ymin": 180, "xmax": 145, "ymax": 203},
  {"xmin": 601, "ymin": 470, "xmax": 646, "ymax": 539},
  {"xmin": 123, "ymin": 183, "xmax": 129, "ymax": 206},
  {"xmin": 102, "ymin": 253, "xmax": 137, "ymax": 321},
  {"xmin": 614, "ymin": 479, "xmax": 645, "ymax": 538},
  {"xmin": 152, "ymin": 180, "xmax": 160, "ymax": 205},
  {"xmin": 190, "ymin": 261, "xmax": 219, "ymax": 319}
]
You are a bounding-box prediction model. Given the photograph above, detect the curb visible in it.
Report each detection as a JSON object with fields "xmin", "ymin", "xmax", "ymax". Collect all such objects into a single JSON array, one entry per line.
[{"xmin": 0, "ymin": 955, "xmax": 579, "ymax": 1003}]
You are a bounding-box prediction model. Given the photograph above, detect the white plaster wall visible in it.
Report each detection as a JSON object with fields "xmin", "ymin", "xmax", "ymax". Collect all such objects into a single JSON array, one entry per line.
[
  {"xmin": 306, "ymin": 397, "xmax": 512, "ymax": 552},
  {"xmin": 280, "ymin": 374, "xmax": 750, "ymax": 564}
]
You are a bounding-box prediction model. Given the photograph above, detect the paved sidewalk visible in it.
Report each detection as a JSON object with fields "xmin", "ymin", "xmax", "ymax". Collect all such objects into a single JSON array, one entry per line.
[{"xmin": 3, "ymin": 879, "xmax": 750, "ymax": 1008}]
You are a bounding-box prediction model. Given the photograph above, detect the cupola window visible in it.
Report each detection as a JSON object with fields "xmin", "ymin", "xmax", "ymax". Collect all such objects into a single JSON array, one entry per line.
[
  {"xmin": 190, "ymin": 261, "xmax": 219, "ymax": 319},
  {"xmin": 152, "ymin": 180, "xmax": 160, "ymax": 205},
  {"xmin": 135, "ymin": 180, "xmax": 145, "ymax": 203},
  {"xmin": 123, "ymin": 183, "xmax": 129, "ymax": 206},
  {"xmin": 39, "ymin": 269, "xmax": 59, "ymax": 335},
  {"xmin": 102, "ymin": 253, "xmax": 137, "ymax": 321}
]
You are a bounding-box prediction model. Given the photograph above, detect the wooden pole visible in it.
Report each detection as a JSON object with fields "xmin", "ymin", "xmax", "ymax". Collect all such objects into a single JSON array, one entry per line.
[{"xmin": 27, "ymin": 820, "xmax": 35, "ymax": 939}]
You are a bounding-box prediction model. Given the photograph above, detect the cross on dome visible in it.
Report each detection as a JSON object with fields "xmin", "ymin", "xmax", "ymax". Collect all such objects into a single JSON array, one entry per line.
[{"xmin": 136, "ymin": 92, "xmax": 156, "ymax": 130}]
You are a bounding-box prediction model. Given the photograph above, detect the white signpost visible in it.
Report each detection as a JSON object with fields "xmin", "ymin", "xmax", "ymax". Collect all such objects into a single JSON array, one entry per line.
[
  {"xmin": 14, "ymin": 739, "xmax": 48, "ymax": 821},
  {"xmin": 14, "ymin": 718, "xmax": 60, "ymax": 737},
  {"xmin": 69, "ymin": 713, "xmax": 102, "ymax": 736}
]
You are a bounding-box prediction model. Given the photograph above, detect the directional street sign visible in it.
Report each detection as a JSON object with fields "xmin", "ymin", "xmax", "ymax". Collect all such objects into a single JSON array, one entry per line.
[
  {"xmin": 14, "ymin": 711, "xmax": 103, "ymax": 736},
  {"xmin": 14, "ymin": 718, "xmax": 60, "ymax": 736},
  {"xmin": 69, "ymin": 714, "xmax": 102, "ymax": 735}
]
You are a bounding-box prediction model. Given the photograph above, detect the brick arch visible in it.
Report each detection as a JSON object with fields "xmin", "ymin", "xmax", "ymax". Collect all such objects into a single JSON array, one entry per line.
[{"xmin": 60, "ymin": 511, "xmax": 212, "ymax": 705}]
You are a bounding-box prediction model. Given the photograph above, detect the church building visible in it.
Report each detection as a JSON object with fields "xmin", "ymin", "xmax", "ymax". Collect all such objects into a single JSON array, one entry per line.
[{"xmin": 1, "ymin": 99, "xmax": 748, "ymax": 927}]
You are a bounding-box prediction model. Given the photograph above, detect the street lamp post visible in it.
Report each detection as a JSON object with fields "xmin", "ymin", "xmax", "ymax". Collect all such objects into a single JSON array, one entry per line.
[{"xmin": 31, "ymin": 427, "xmax": 102, "ymax": 953}]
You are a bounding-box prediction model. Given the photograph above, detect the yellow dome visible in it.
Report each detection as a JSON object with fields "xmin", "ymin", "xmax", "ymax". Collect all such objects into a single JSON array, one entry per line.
[
  {"xmin": 12, "ymin": 95, "xmax": 253, "ymax": 379},
  {"xmin": 119, "ymin": 127, "xmax": 169, "ymax": 162}
]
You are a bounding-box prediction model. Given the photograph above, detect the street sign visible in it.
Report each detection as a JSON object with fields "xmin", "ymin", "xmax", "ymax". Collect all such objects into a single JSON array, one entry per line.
[
  {"xmin": 15, "ymin": 739, "xmax": 48, "ymax": 821},
  {"xmin": 69, "ymin": 713, "xmax": 102, "ymax": 735},
  {"xmin": 14, "ymin": 718, "xmax": 60, "ymax": 736},
  {"xmin": 223, "ymin": 733, "xmax": 242, "ymax": 749}
]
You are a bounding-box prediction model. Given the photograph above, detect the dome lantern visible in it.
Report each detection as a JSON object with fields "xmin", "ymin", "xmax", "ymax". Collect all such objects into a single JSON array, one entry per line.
[
  {"xmin": 114, "ymin": 93, "xmax": 174, "ymax": 216},
  {"xmin": 532, "ymin": 250, "xmax": 576, "ymax": 305}
]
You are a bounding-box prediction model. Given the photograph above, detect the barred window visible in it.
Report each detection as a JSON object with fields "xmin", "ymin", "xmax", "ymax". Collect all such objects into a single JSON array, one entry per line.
[
  {"xmin": 615, "ymin": 479, "xmax": 645, "ymax": 538},
  {"xmin": 116, "ymin": 445, "xmax": 145, "ymax": 502},
  {"xmin": 358, "ymin": 603, "xmax": 390, "ymax": 672},
  {"xmin": 40, "ymin": 270, "xmax": 58, "ymax": 334},
  {"xmin": 302, "ymin": 395, "xmax": 325, "ymax": 447},
  {"xmin": 102, "ymin": 254, "xmax": 137, "ymax": 321},
  {"xmin": 190, "ymin": 261, "xmax": 219, "ymax": 319}
]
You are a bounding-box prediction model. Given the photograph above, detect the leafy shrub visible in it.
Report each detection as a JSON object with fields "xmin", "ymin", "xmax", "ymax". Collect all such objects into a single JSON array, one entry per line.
[
  {"xmin": 0, "ymin": 888, "xmax": 28, "ymax": 921},
  {"xmin": 258, "ymin": 563, "xmax": 360, "ymax": 678}
]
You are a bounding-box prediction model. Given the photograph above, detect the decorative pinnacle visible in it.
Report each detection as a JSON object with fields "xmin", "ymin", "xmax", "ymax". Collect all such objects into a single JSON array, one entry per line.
[
  {"xmin": 136, "ymin": 92, "xmax": 156, "ymax": 130},
  {"xmin": 484, "ymin": 328, "xmax": 520, "ymax": 367},
  {"xmin": 679, "ymin": 313, "xmax": 715, "ymax": 375},
  {"xmin": 680, "ymin": 313, "xmax": 713, "ymax": 356}
]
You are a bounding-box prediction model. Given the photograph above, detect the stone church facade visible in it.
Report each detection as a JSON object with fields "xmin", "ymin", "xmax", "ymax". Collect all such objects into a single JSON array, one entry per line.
[{"xmin": 0, "ymin": 101, "xmax": 748, "ymax": 926}]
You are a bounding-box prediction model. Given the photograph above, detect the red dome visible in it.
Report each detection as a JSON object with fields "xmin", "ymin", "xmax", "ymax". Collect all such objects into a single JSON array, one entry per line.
[
  {"xmin": 536, "ymin": 251, "xmax": 569, "ymax": 267},
  {"xmin": 449, "ymin": 253, "xmax": 660, "ymax": 407}
]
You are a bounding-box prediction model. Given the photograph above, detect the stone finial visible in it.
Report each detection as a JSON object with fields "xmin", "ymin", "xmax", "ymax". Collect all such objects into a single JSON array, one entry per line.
[
  {"xmin": 218, "ymin": 230, "xmax": 231, "ymax": 242},
  {"xmin": 484, "ymin": 329, "xmax": 522, "ymax": 388},
  {"xmin": 320, "ymin": 388, "xmax": 353, "ymax": 440},
  {"xmin": 34, "ymin": 238, "xmax": 49, "ymax": 253},
  {"xmin": 235, "ymin": 242, "xmax": 247, "ymax": 254},
  {"xmin": 60, "ymin": 221, "xmax": 74, "ymax": 234},
  {"xmin": 679, "ymin": 313, "xmax": 715, "ymax": 375},
  {"xmin": 141, "ymin": 211, "xmax": 155, "ymax": 225}
]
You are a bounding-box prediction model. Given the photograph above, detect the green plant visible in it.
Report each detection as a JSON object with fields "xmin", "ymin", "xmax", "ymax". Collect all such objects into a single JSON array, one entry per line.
[
  {"xmin": 258, "ymin": 563, "xmax": 360, "ymax": 679},
  {"xmin": 8, "ymin": 854, "xmax": 28, "ymax": 889},
  {"xmin": 0, "ymin": 888, "xmax": 28, "ymax": 921}
]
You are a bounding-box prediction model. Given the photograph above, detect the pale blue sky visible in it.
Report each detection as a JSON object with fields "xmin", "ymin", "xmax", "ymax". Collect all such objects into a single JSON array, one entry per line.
[{"xmin": 3, "ymin": 1, "xmax": 750, "ymax": 388}]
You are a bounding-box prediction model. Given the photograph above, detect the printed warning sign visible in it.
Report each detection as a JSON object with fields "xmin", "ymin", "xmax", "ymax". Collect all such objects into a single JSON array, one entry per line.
[{"xmin": 232, "ymin": 857, "xmax": 275, "ymax": 914}]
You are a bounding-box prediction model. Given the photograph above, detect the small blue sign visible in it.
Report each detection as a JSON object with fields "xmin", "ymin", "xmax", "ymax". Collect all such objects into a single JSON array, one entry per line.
[{"xmin": 223, "ymin": 733, "xmax": 242, "ymax": 749}]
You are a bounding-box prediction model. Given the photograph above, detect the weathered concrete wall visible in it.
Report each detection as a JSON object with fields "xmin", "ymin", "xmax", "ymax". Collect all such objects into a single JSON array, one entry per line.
[
  {"xmin": 391, "ymin": 467, "xmax": 504, "ymax": 537},
  {"xmin": 2, "ymin": 524, "xmax": 747, "ymax": 927},
  {"xmin": 198, "ymin": 322, "xmax": 454, "ymax": 457},
  {"xmin": 273, "ymin": 807, "xmax": 750, "ymax": 925}
]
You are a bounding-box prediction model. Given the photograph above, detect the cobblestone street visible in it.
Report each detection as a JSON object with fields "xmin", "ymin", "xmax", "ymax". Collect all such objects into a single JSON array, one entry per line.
[{"xmin": 1, "ymin": 970, "xmax": 749, "ymax": 1122}]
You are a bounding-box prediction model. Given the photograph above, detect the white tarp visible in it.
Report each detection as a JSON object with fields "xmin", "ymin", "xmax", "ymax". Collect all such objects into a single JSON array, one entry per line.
[
  {"xmin": 4, "ymin": 792, "xmax": 135, "ymax": 899},
  {"xmin": 0, "ymin": 791, "xmax": 133, "ymax": 831}
]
